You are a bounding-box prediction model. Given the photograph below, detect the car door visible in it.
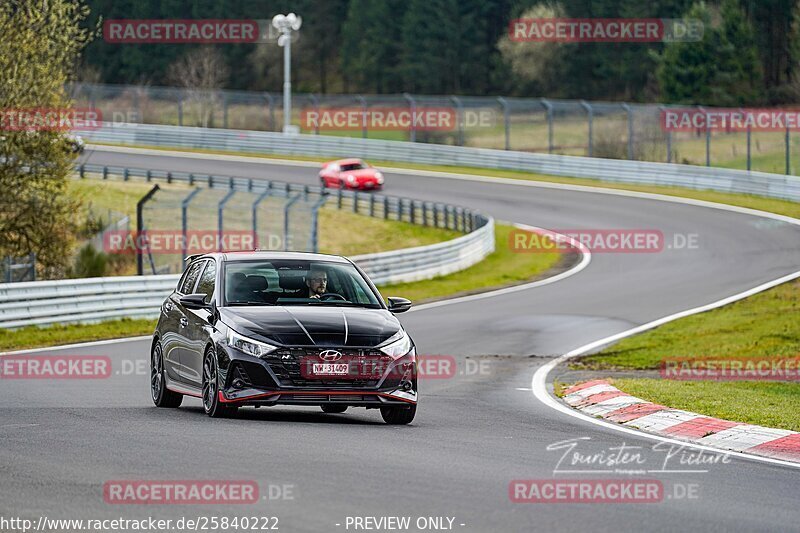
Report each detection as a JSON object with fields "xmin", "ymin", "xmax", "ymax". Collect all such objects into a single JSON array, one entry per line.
[
  {"xmin": 170, "ymin": 259, "xmax": 205, "ymax": 384},
  {"xmin": 181, "ymin": 259, "xmax": 217, "ymax": 388},
  {"xmin": 161, "ymin": 261, "xmax": 202, "ymax": 381}
]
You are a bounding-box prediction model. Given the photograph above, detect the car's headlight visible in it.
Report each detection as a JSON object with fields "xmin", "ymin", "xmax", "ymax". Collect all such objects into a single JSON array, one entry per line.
[
  {"xmin": 375, "ymin": 172, "xmax": 384, "ymax": 183},
  {"xmin": 226, "ymin": 329, "xmax": 277, "ymax": 358},
  {"xmin": 346, "ymin": 174, "xmax": 357, "ymax": 183},
  {"xmin": 378, "ymin": 329, "xmax": 412, "ymax": 359}
]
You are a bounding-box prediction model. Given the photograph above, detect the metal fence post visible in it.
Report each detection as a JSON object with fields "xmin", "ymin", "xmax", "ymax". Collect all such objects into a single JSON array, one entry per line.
[
  {"xmin": 580, "ymin": 100, "xmax": 593, "ymax": 157},
  {"xmin": 177, "ymin": 97, "xmax": 183, "ymax": 127},
  {"xmin": 541, "ymin": 98, "xmax": 553, "ymax": 154},
  {"xmin": 136, "ymin": 185, "xmax": 160, "ymax": 276},
  {"xmin": 252, "ymin": 189, "xmax": 272, "ymax": 250},
  {"xmin": 621, "ymin": 103, "xmax": 633, "ymax": 160},
  {"xmin": 222, "ymin": 92, "xmax": 228, "ymax": 129},
  {"xmin": 369, "ymin": 194, "xmax": 375, "ymax": 217},
  {"xmin": 659, "ymin": 106, "xmax": 671, "ymax": 163},
  {"xmin": 357, "ymin": 95, "xmax": 368, "ymax": 138},
  {"xmin": 403, "ymin": 93, "xmax": 416, "ymax": 143},
  {"xmin": 698, "ymin": 106, "xmax": 710, "ymax": 166},
  {"xmin": 218, "ymin": 190, "xmax": 236, "ymax": 252},
  {"xmin": 352, "ymin": 192, "xmax": 359, "ymax": 213},
  {"xmin": 410, "ymin": 201, "xmax": 416, "ymax": 224},
  {"xmin": 451, "ymin": 96, "xmax": 464, "ymax": 146},
  {"xmin": 180, "ymin": 188, "xmax": 202, "ymax": 271},
  {"xmin": 422, "ymin": 203, "xmax": 428, "ymax": 226},
  {"xmin": 310, "ymin": 94, "xmax": 320, "ymax": 135},
  {"xmin": 786, "ymin": 126, "xmax": 791, "ymax": 175},
  {"xmin": 283, "ymin": 194, "xmax": 301, "ymax": 251},
  {"xmin": 29, "ymin": 252, "xmax": 36, "ymax": 282},
  {"xmin": 383, "ymin": 196, "xmax": 389, "ymax": 219},
  {"xmin": 309, "ymin": 195, "xmax": 328, "ymax": 252},
  {"xmin": 266, "ymin": 92, "xmax": 275, "ymax": 131},
  {"xmin": 747, "ymin": 126, "xmax": 752, "ymax": 171},
  {"xmin": 497, "ymin": 96, "xmax": 510, "ymax": 150}
]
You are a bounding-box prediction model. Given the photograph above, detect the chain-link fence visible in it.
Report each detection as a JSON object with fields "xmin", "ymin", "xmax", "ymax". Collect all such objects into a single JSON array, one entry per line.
[
  {"xmin": 71, "ymin": 83, "xmax": 799, "ymax": 175},
  {"xmin": 1, "ymin": 254, "xmax": 36, "ymax": 283}
]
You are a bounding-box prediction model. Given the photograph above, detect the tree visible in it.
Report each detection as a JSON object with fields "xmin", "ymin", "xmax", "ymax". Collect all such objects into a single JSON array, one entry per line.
[
  {"xmin": 655, "ymin": 1, "xmax": 763, "ymax": 105},
  {"xmin": 497, "ymin": 3, "xmax": 566, "ymax": 95},
  {"xmin": 0, "ymin": 0, "xmax": 94, "ymax": 278},
  {"xmin": 710, "ymin": 0, "xmax": 763, "ymax": 105},
  {"xmin": 167, "ymin": 46, "xmax": 230, "ymax": 127}
]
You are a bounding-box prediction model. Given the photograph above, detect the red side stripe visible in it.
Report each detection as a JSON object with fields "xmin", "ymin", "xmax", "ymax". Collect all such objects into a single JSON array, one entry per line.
[{"xmin": 747, "ymin": 433, "xmax": 800, "ymax": 462}]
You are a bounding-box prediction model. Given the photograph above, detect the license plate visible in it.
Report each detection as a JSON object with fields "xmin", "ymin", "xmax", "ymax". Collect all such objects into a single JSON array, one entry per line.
[{"xmin": 311, "ymin": 363, "xmax": 349, "ymax": 376}]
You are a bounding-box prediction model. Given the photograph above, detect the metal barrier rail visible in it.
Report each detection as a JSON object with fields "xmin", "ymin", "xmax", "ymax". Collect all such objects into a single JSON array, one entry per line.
[
  {"xmin": 0, "ymin": 168, "xmax": 493, "ymax": 328},
  {"xmin": 84, "ymin": 123, "xmax": 800, "ymax": 202}
]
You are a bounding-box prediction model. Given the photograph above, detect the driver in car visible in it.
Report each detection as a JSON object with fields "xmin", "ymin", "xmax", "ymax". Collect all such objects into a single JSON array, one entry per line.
[{"xmin": 305, "ymin": 267, "xmax": 329, "ymax": 299}]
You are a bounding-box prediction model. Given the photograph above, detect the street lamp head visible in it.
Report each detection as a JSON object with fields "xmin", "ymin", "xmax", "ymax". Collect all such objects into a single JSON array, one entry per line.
[
  {"xmin": 286, "ymin": 13, "xmax": 302, "ymax": 31},
  {"xmin": 272, "ymin": 14, "xmax": 286, "ymax": 29},
  {"xmin": 277, "ymin": 34, "xmax": 289, "ymax": 47}
]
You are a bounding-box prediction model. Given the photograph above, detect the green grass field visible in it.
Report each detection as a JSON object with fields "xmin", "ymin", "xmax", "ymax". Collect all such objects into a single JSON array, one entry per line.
[{"xmin": 570, "ymin": 278, "xmax": 800, "ymax": 430}]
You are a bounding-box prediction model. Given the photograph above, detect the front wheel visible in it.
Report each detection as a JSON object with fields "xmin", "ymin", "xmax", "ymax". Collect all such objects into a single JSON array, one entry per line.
[
  {"xmin": 202, "ymin": 348, "xmax": 238, "ymax": 418},
  {"xmin": 151, "ymin": 341, "xmax": 182, "ymax": 408},
  {"xmin": 380, "ymin": 405, "xmax": 416, "ymax": 425}
]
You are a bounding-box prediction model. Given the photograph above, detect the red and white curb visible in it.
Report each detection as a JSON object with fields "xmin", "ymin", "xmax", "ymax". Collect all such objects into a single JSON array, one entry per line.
[{"xmin": 562, "ymin": 379, "xmax": 800, "ymax": 463}]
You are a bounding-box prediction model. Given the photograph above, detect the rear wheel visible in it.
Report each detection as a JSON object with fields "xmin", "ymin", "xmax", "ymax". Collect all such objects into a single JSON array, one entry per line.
[
  {"xmin": 380, "ymin": 404, "xmax": 416, "ymax": 425},
  {"xmin": 151, "ymin": 341, "xmax": 182, "ymax": 408},
  {"xmin": 202, "ymin": 348, "xmax": 238, "ymax": 418},
  {"xmin": 321, "ymin": 405, "xmax": 348, "ymax": 414}
]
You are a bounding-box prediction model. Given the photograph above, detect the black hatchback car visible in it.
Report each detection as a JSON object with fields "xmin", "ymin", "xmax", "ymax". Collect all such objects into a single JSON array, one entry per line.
[{"xmin": 150, "ymin": 251, "xmax": 417, "ymax": 424}]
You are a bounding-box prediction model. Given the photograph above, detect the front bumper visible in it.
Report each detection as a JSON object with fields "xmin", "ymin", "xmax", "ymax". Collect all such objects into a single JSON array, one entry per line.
[{"xmin": 219, "ymin": 346, "xmax": 417, "ymax": 407}]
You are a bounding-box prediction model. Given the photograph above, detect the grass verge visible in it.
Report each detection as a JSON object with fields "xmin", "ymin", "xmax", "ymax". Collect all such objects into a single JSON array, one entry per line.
[
  {"xmin": 570, "ymin": 278, "xmax": 800, "ymax": 431},
  {"xmin": 612, "ymin": 378, "xmax": 800, "ymax": 432},
  {"xmin": 2, "ymin": 224, "xmax": 561, "ymax": 352}
]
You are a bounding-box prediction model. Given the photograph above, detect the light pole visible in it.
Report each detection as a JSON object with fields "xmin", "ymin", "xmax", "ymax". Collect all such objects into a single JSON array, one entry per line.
[{"xmin": 272, "ymin": 13, "xmax": 302, "ymax": 134}]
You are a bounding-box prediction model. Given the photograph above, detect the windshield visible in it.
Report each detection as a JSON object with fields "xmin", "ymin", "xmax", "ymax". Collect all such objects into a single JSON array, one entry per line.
[
  {"xmin": 223, "ymin": 259, "xmax": 382, "ymax": 308},
  {"xmin": 339, "ymin": 162, "xmax": 366, "ymax": 171}
]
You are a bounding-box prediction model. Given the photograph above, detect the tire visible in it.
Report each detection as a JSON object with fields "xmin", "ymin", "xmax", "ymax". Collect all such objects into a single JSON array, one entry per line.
[
  {"xmin": 321, "ymin": 405, "xmax": 348, "ymax": 414},
  {"xmin": 202, "ymin": 348, "xmax": 238, "ymax": 418},
  {"xmin": 151, "ymin": 341, "xmax": 183, "ymax": 408},
  {"xmin": 380, "ymin": 404, "xmax": 416, "ymax": 425}
]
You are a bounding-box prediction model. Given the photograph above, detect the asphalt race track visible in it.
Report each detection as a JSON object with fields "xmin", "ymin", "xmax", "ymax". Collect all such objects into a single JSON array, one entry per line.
[{"xmin": 2, "ymin": 145, "xmax": 799, "ymax": 532}]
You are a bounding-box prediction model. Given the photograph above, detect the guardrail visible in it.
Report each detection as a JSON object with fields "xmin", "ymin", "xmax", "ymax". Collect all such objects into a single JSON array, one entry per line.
[
  {"xmin": 85, "ymin": 123, "xmax": 800, "ymax": 202},
  {"xmin": 0, "ymin": 218, "xmax": 492, "ymax": 329},
  {"xmin": 0, "ymin": 166, "xmax": 493, "ymax": 328}
]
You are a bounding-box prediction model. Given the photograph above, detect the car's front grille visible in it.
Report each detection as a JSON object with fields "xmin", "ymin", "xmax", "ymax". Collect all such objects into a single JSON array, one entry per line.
[{"xmin": 264, "ymin": 348, "xmax": 392, "ymax": 388}]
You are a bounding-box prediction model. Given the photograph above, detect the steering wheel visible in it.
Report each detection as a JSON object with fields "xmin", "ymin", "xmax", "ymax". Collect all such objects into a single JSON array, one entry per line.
[{"xmin": 320, "ymin": 293, "xmax": 347, "ymax": 301}]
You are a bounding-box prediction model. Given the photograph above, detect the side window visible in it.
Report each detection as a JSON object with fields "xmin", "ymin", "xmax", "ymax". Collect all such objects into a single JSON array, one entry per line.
[
  {"xmin": 178, "ymin": 260, "xmax": 204, "ymax": 294},
  {"xmin": 195, "ymin": 261, "xmax": 216, "ymax": 303}
]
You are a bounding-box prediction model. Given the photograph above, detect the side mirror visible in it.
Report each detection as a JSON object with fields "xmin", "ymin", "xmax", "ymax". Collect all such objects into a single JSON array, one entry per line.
[
  {"xmin": 180, "ymin": 293, "xmax": 211, "ymax": 311},
  {"xmin": 387, "ymin": 296, "xmax": 412, "ymax": 314}
]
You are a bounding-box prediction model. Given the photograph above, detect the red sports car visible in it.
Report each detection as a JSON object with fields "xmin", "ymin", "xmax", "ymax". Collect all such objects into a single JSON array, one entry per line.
[{"xmin": 319, "ymin": 158, "xmax": 384, "ymax": 190}]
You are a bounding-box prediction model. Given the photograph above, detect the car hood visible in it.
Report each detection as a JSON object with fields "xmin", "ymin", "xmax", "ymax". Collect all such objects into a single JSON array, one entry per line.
[{"xmin": 219, "ymin": 306, "xmax": 401, "ymax": 347}]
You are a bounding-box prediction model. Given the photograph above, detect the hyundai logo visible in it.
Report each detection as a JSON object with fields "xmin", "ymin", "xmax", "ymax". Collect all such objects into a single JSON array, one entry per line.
[{"xmin": 319, "ymin": 350, "xmax": 343, "ymax": 362}]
